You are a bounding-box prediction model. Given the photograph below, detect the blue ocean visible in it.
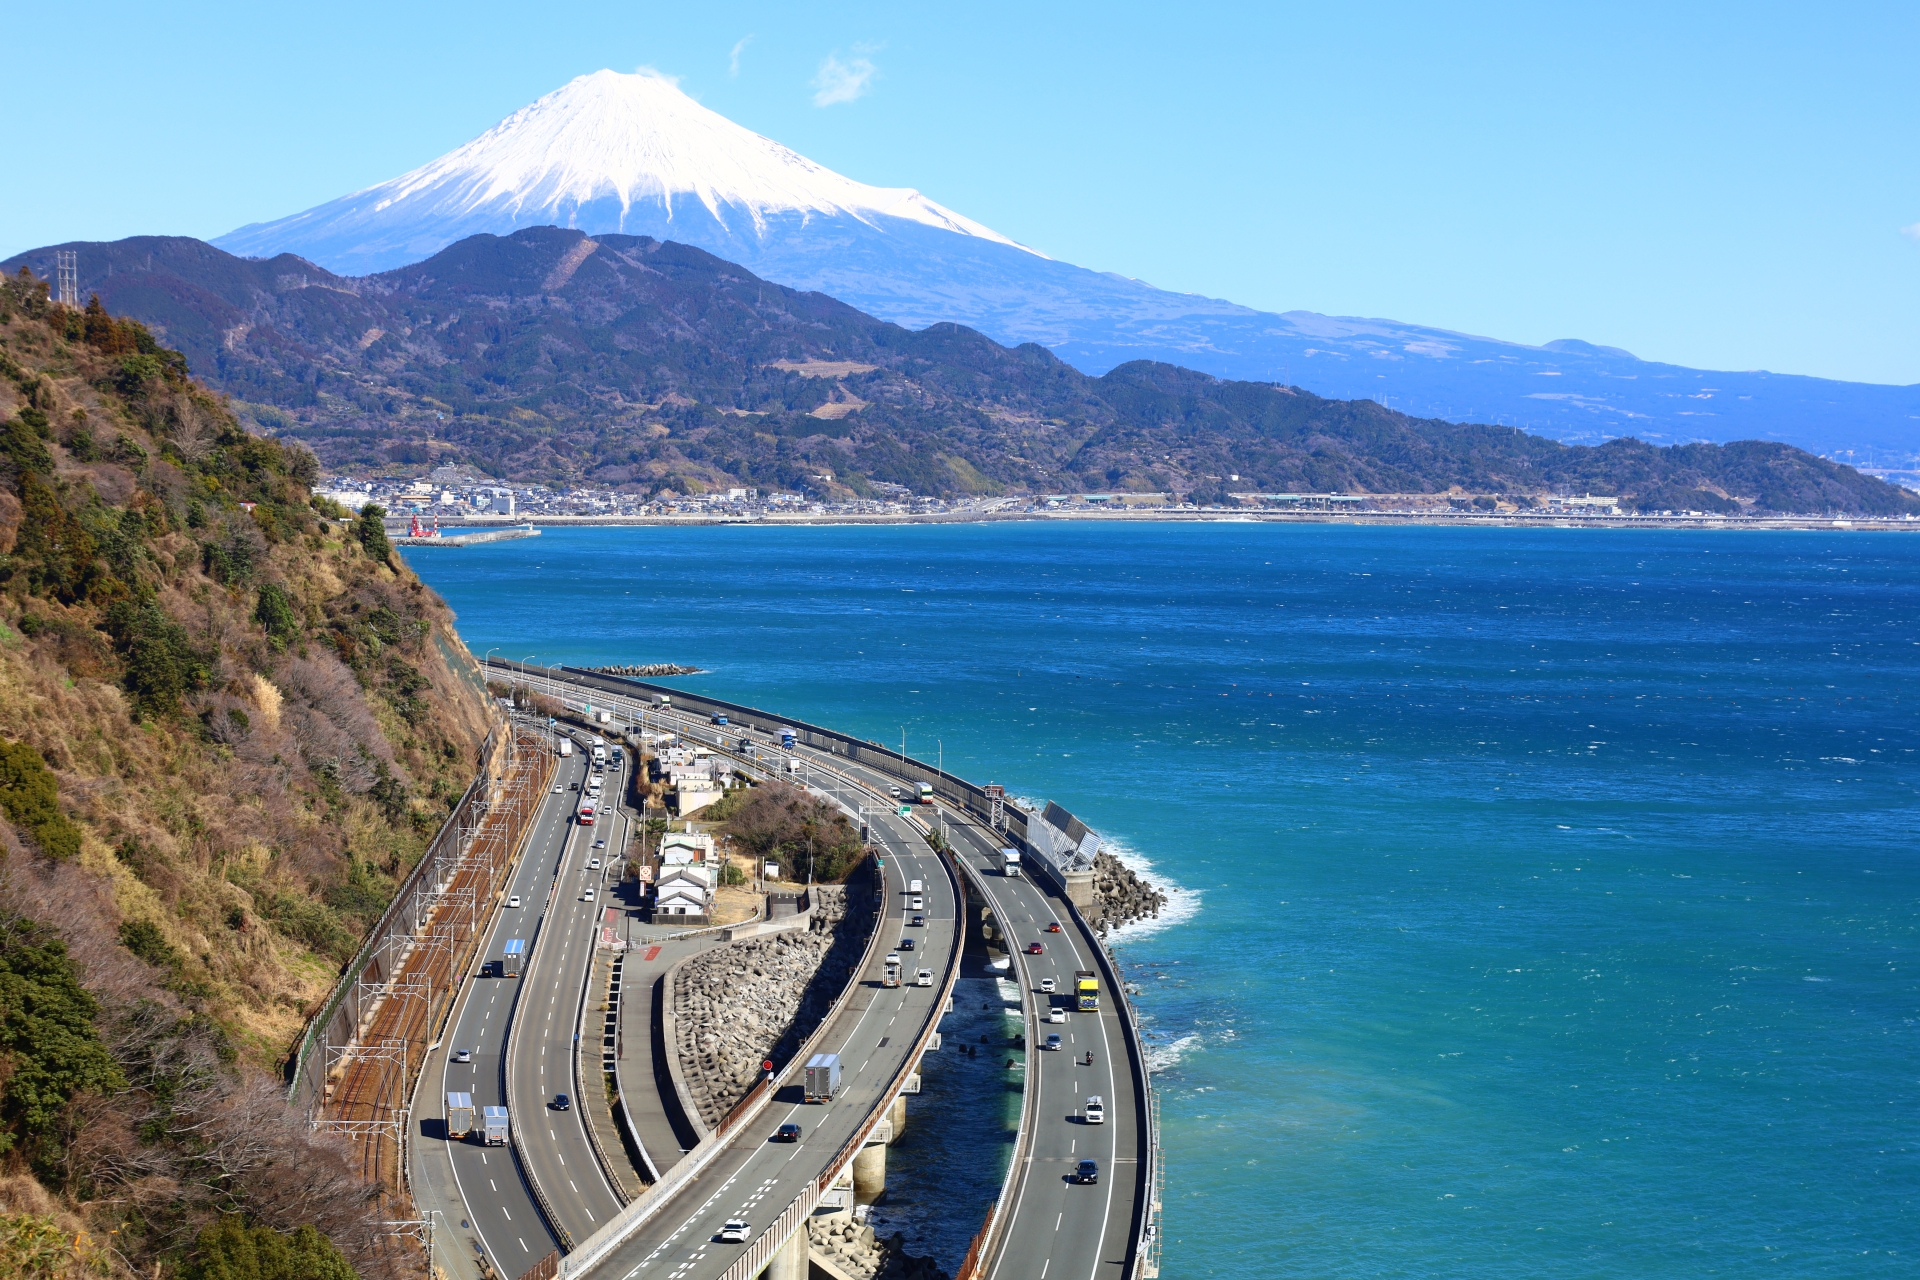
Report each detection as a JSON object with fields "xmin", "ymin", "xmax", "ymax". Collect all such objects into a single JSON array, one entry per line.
[{"xmin": 404, "ymin": 523, "xmax": 1918, "ymax": 1277}]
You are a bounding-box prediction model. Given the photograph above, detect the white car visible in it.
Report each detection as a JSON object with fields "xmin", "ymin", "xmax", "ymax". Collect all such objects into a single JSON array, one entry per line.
[
  {"xmin": 716, "ymin": 1220, "xmax": 750, "ymax": 1244},
  {"xmin": 552, "ymin": 784, "xmax": 563, "ymax": 793},
  {"xmin": 507, "ymin": 895, "xmax": 521, "ymax": 909},
  {"xmin": 1040, "ymin": 977, "xmax": 1056, "ymax": 993},
  {"xmin": 1085, "ymin": 1096, "xmax": 1105, "ymax": 1125},
  {"xmin": 588, "ymin": 857, "xmax": 602, "ymax": 869},
  {"xmin": 583, "ymin": 888, "xmax": 596, "ymax": 902},
  {"xmin": 1047, "ymin": 1008, "xmax": 1066, "ymax": 1024}
]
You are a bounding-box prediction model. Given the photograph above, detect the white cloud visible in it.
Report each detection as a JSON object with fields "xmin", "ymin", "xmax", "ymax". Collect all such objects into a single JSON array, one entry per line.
[
  {"xmin": 730, "ymin": 35, "xmax": 753, "ymax": 77},
  {"xmin": 1902, "ymin": 222, "xmax": 1920, "ymax": 243},
  {"xmin": 812, "ymin": 51, "xmax": 877, "ymax": 106},
  {"xmin": 634, "ymin": 64, "xmax": 681, "ymax": 88}
]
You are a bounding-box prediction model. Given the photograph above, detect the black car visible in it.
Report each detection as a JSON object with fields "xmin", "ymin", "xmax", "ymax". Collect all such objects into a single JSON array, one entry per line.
[
  {"xmin": 1075, "ymin": 1159, "xmax": 1099, "ymax": 1184},
  {"xmin": 773, "ymin": 1123, "xmax": 802, "ymax": 1143},
  {"xmin": 898, "ymin": 938, "xmax": 915, "ymax": 951},
  {"xmin": 911, "ymin": 914, "xmax": 926, "ymax": 927},
  {"xmin": 553, "ymin": 1094, "xmax": 570, "ymax": 1111}
]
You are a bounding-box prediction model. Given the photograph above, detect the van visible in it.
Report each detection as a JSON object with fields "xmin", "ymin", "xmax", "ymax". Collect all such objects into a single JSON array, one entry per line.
[
  {"xmin": 909, "ymin": 896, "xmax": 923, "ymax": 911},
  {"xmin": 915, "ymin": 968, "xmax": 933, "ymax": 987}
]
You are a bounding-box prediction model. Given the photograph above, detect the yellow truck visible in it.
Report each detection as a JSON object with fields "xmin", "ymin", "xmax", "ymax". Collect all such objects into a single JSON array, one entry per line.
[{"xmin": 1075, "ymin": 969, "xmax": 1099, "ymax": 1012}]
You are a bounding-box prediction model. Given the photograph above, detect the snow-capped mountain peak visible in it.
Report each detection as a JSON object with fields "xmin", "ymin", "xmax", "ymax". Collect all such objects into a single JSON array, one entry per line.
[
  {"xmin": 217, "ymin": 70, "xmax": 1035, "ymax": 272},
  {"xmin": 376, "ymin": 69, "xmax": 1027, "ymax": 247}
]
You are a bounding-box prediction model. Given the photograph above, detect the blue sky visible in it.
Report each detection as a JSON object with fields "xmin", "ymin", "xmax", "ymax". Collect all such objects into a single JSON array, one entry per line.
[{"xmin": 9, "ymin": 2, "xmax": 1917, "ymax": 384}]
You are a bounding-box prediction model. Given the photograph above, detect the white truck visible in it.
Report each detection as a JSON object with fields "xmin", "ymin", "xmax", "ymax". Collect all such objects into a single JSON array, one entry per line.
[
  {"xmin": 557, "ymin": 739, "xmax": 573, "ymax": 758},
  {"xmin": 482, "ymin": 1105, "xmax": 509, "ymax": 1146},
  {"xmin": 882, "ymin": 954, "xmax": 902, "ymax": 988},
  {"xmin": 1001, "ymin": 847, "xmax": 1021, "ymax": 877}
]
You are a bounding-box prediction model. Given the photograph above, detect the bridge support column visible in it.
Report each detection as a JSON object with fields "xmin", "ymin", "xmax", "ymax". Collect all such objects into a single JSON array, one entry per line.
[
  {"xmin": 889, "ymin": 1092, "xmax": 906, "ymax": 1137},
  {"xmin": 761, "ymin": 1227, "xmax": 806, "ymax": 1280},
  {"xmin": 853, "ymin": 1135, "xmax": 888, "ymax": 1205}
]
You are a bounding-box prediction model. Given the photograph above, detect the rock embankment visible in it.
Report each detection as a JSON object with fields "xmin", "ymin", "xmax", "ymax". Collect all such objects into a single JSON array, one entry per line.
[
  {"xmin": 673, "ymin": 886, "xmax": 874, "ymax": 1127},
  {"xmin": 1088, "ymin": 851, "xmax": 1167, "ymax": 934},
  {"xmin": 806, "ymin": 1220, "xmax": 950, "ymax": 1280},
  {"xmin": 593, "ymin": 663, "xmax": 704, "ymax": 677}
]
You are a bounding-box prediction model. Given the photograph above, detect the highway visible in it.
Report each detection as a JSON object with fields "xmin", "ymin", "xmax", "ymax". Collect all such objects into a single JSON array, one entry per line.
[
  {"xmin": 507, "ymin": 739, "xmax": 628, "ymax": 1245},
  {"xmin": 473, "ymin": 665, "xmax": 1148, "ymax": 1280},
  {"xmin": 787, "ymin": 746, "xmax": 1143, "ymax": 1280},
  {"xmin": 410, "ymin": 727, "xmax": 628, "ymax": 1275}
]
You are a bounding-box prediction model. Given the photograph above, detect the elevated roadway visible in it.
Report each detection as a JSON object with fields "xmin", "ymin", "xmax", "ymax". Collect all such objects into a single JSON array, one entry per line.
[{"xmin": 483, "ymin": 663, "xmax": 1154, "ymax": 1280}]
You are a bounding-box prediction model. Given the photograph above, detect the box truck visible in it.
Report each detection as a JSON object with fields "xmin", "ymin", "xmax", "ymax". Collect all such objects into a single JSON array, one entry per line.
[
  {"xmin": 1001, "ymin": 848, "xmax": 1021, "ymax": 877},
  {"xmin": 1075, "ymin": 970, "xmax": 1100, "ymax": 1012},
  {"xmin": 917, "ymin": 783, "xmax": 934, "ymax": 804},
  {"xmin": 502, "ymin": 938, "xmax": 526, "ymax": 978},
  {"xmin": 779, "ymin": 726, "xmax": 796, "ymax": 750},
  {"xmin": 882, "ymin": 955, "xmax": 902, "ymax": 988},
  {"xmin": 557, "ymin": 739, "xmax": 573, "ymax": 758},
  {"xmin": 445, "ymin": 1092, "xmax": 475, "ymax": 1140},
  {"xmin": 804, "ymin": 1053, "xmax": 842, "ymax": 1102},
  {"xmin": 482, "ymin": 1105, "xmax": 509, "ymax": 1146}
]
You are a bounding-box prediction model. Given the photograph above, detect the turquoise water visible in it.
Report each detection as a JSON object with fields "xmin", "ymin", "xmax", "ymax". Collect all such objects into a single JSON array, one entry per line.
[{"xmin": 405, "ymin": 524, "xmax": 1919, "ymax": 1277}]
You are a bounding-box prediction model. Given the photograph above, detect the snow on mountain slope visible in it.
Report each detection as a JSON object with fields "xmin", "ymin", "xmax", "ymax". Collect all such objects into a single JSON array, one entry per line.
[
  {"xmin": 213, "ymin": 70, "xmax": 1920, "ymax": 457},
  {"xmin": 216, "ymin": 69, "xmax": 1033, "ymax": 273}
]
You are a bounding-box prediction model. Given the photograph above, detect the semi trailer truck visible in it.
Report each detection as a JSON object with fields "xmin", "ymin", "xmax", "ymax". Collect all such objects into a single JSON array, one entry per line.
[{"xmin": 804, "ymin": 1053, "xmax": 842, "ymax": 1102}]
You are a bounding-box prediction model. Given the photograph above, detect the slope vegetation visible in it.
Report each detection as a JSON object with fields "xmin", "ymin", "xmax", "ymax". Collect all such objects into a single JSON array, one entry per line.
[
  {"xmin": 0, "ymin": 271, "xmax": 493, "ymax": 1278},
  {"xmin": 7, "ymin": 233, "xmax": 1914, "ymax": 516}
]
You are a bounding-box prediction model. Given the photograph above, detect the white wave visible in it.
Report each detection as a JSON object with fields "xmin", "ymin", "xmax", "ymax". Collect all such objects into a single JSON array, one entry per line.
[
  {"xmin": 1144, "ymin": 1032, "xmax": 1201, "ymax": 1073},
  {"xmin": 1096, "ymin": 834, "xmax": 1202, "ymax": 943}
]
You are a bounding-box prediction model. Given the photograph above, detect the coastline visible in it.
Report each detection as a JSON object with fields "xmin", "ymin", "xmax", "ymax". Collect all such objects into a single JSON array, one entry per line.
[{"xmin": 399, "ymin": 508, "xmax": 1920, "ymax": 534}]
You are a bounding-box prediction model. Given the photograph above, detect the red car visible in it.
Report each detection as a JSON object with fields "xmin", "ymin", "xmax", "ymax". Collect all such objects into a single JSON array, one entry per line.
[
  {"xmin": 1026, "ymin": 942, "xmax": 1045, "ymax": 955},
  {"xmin": 1045, "ymin": 922, "xmax": 1063, "ymax": 933}
]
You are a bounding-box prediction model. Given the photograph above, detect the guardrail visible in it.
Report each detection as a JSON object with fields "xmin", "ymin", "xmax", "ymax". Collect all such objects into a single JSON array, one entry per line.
[
  {"xmin": 490, "ymin": 665, "xmax": 1062, "ymax": 1278},
  {"xmin": 506, "ymin": 864, "xmax": 575, "ymax": 1249},
  {"xmin": 943, "ymin": 850, "xmax": 1040, "ymax": 1280},
  {"xmin": 707, "ymin": 845, "xmax": 964, "ymax": 1280},
  {"xmin": 559, "ymin": 853, "xmax": 891, "ymax": 1279}
]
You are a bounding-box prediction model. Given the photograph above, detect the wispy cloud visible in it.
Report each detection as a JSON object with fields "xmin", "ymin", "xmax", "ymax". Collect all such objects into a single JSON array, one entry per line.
[
  {"xmin": 730, "ymin": 35, "xmax": 753, "ymax": 78},
  {"xmin": 812, "ymin": 48, "xmax": 878, "ymax": 106},
  {"xmin": 1902, "ymin": 222, "xmax": 1920, "ymax": 243},
  {"xmin": 634, "ymin": 64, "xmax": 681, "ymax": 88}
]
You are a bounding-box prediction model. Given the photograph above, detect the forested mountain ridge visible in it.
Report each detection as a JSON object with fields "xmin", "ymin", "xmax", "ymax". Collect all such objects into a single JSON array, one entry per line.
[
  {"xmin": 6, "ymin": 231, "xmax": 1914, "ymax": 516},
  {"xmin": 0, "ymin": 272, "xmax": 494, "ymax": 1278}
]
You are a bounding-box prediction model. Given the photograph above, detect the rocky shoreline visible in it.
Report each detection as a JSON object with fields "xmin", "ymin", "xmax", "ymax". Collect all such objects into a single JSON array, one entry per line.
[
  {"xmin": 807, "ymin": 1219, "xmax": 951, "ymax": 1280},
  {"xmin": 1087, "ymin": 851, "xmax": 1168, "ymax": 934},
  {"xmin": 593, "ymin": 662, "xmax": 704, "ymax": 677},
  {"xmin": 671, "ymin": 886, "xmax": 874, "ymax": 1127}
]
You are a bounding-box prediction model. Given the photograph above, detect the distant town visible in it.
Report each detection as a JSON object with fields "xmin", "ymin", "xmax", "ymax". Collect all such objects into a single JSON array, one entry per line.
[{"xmin": 317, "ymin": 463, "xmax": 1920, "ymax": 532}]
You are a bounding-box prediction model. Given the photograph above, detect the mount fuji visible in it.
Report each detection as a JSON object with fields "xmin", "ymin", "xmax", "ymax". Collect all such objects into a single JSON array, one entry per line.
[{"xmin": 215, "ymin": 70, "xmax": 1918, "ymax": 460}]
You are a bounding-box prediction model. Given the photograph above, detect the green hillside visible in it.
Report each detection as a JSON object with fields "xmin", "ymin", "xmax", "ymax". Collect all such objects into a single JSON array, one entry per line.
[{"xmin": 1, "ymin": 271, "xmax": 494, "ymax": 1279}]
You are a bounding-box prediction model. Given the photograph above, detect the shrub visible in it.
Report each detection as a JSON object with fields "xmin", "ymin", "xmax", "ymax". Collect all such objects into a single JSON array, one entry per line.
[
  {"xmin": 0, "ymin": 738, "xmax": 81, "ymax": 860},
  {"xmin": 103, "ymin": 600, "xmax": 209, "ymax": 719},
  {"xmin": 183, "ymin": 1216, "xmax": 359, "ymax": 1280},
  {"xmin": 355, "ymin": 505, "xmax": 390, "ymax": 561},
  {"xmin": 118, "ymin": 918, "xmax": 183, "ymax": 971},
  {"xmin": 0, "ymin": 912, "xmax": 124, "ymax": 1157},
  {"xmin": 255, "ymin": 582, "xmax": 300, "ymax": 648}
]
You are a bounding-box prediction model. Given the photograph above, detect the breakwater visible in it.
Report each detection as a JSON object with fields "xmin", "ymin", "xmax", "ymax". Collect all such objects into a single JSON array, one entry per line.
[
  {"xmin": 592, "ymin": 663, "xmax": 704, "ymax": 677},
  {"xmin": 1088, "ymin": 852, "xmax": 1168, "ymax": 933}
]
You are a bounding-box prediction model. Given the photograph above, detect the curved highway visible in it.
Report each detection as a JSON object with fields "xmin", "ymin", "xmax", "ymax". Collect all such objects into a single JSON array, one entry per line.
[{"xmin": 466, "ymin": 665, "xmax": 1148, "ymax": 1280}]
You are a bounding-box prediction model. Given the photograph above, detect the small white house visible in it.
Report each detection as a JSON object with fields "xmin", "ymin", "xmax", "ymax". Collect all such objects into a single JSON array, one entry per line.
[{"xmin": 659, "ymin": 832, "xmax": 716, "ymax": 865}]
